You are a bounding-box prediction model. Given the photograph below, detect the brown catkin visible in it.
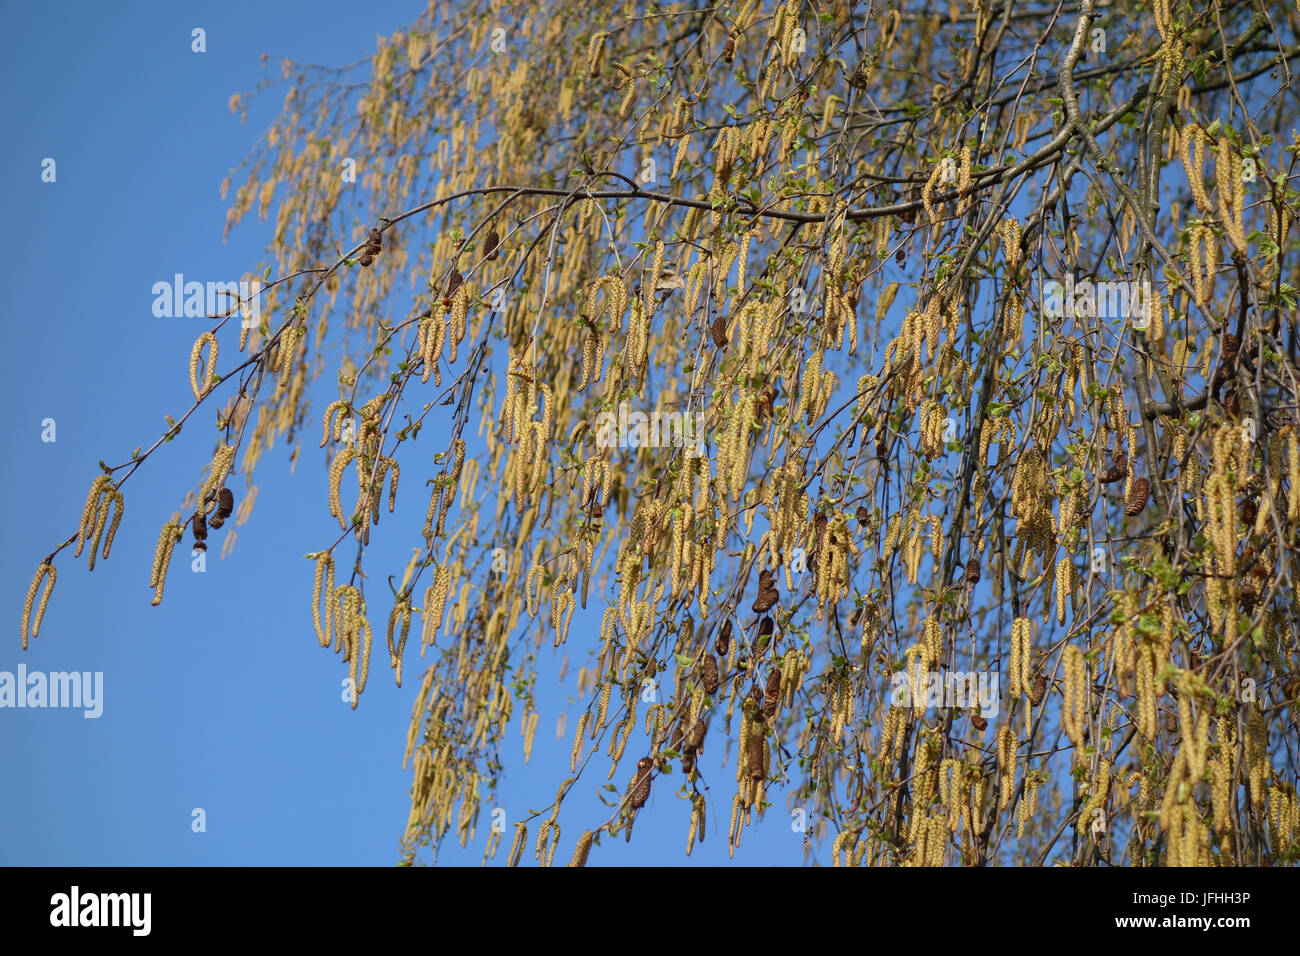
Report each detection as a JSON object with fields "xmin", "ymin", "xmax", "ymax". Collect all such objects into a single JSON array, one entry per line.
[
  {"xmin": 747, "ymin": 723, "xmax": 766, "ymax": 780},
  {"xmin": 1029, "ymin": 673, "xmax": 1047, "ymax": 706},
  {"xmin": 763, "ymin": 668, "xmax": 781, "ymax": 719},
  {"xmin": 703, "ymin": 654, "xmax": 720, "ymax": 695},
  {"xmin": 1125, "ymin": 477, "xmax": 1150, "ymax": 516}
]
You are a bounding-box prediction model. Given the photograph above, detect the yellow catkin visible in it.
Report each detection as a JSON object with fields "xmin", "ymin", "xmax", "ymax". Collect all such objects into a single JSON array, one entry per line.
[
  {"xmin": 189, "ymin": 332, "xmax": 218, "ymax": 400},
  {"xmin": 1063, "ymin": 645, "xmax": 1086, "ymax": 753},
  {"xmin": 686, "ymin": 792, "xmax": 705, "ymax": 856},
  {"xmin": 1137, "ymin": 643, "xmax": 1156, "ymax": 740},
  {"xmin": 149, "ymin": 521, "xmax": 182, "ymax": 606},
  {"xmin": 276, "ymin": 326, "xmax": 300, "ymax": 389},
  {"xmin": 421, "ymin": 315, "xmax": 447, "ymax": 385},
  {"xmin": 199, "ymin": 443, "xmax": 236, "ymax": 507},
  {"xmin": 1180, "ymin": 124, "xmax": 1213, "ymax": 214},
  {"xmin": 570, "ymin": 712, "xmax": 588, "ymax": 772},
  {"xmin": 421, "ymin": 566, "xmax": 450, "ymax": 648},
  {"xmin": 1287, "ymin": 427, "xmax": 1300, "ymax": 521},
  {"xmin": 87, "ymin": 488, "xmax": 125, "ymax": 571},
  {"xmin": 672, "ymin": 133, "xmax": 691, "ymax": 179},
  {"xmin": 329, "ymin": 448, "xmax": 356, "ymax": 530},
  {"xmin": 20, "ymin": 562, "xmax": 57, "ymax": 650},
  {"xmin": 320, "ymin": 400, "xmax": 348, "ymax": 448},
  {"xmin": 617, "ymin": 65, "xmax": 636, "ymax": 118},
  {"xmin": 569, "ymin": 830, "xmax": 594, "ymax": 867},
  {"xmin": 74, "ymin": 475, "xmax": 112, "ymax": 558},
  {"xmin": 523, "ymin": 710, "xmax": 540, "ymax": 762},
  {"xmin": 957, "ymin": 144, "xmax": 972, "ymax": 216},
  {"xmin": 507, "ymin": 823, "xmax": 527, "ymax": 867},
  {"xmin": 1078, "ymin": 760, "xmax": 1112, "ymax": 835},
  {"xmin": 1018, "ymin": 774, "xmax": 1039, "ymax": 839},
  {"xmin": 1215, "ymin": 137, "xmax": 1247, "ymax": 255},
  {"xmin": 997, "ymin": 723, "xmax": 1016, "ymax": 811},
  {"xmin": 921, "ymin": 159, "xmax": 946, "ymax": 224},
  {"xmin": 1056, "ymin": 557, "xmax": 1072, "ymax": 625},
  {"xmin": 1009, "ymin": 617, "xmax": 1031, "ymax": 698},
  {"xmin": 1244, "ymin": 709, "xmax": 1268, "ymax": 805},
  {"xmin": 597, "ymin": 682, "xmax": 612, "ymax": 729},
  {"xmin": 585, "ymin": 32, "xmax": 607, "ymax": 77},
  {"xmin": 1148, "ymin": 288, "xmax": 1165, "ymax": 342},
  {"xmin": 1189, "ymin": 223, "xmax": 1217, "ymax": 306},
  {"xmin": 312, "ymin": 553, "xmax": 334, "ymax": 648}
]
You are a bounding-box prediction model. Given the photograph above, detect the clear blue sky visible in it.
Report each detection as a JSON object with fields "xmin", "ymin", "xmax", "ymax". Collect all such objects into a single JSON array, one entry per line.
[{"xmin": 0, "ymin": 0, "xmax": 805, "ymax": 866}]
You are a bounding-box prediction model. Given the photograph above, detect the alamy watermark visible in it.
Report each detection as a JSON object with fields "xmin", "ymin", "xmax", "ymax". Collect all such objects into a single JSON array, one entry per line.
[
  {"xmin": 0, "ymin": 665, "xmax": 103, "ymax": 718},
  {"xmin": 594, "ymin": 401, "xmax": 706, "ymax": 457},
  {"xmin": 1041, "ymin": 275, "xmax": 1151, "ymax": 326},
  {"xmin": 152, "ymin": 273, "xmax": 263, "ymax": 324},
  {"xmin": 890, "ymin": 668, "xmax": 999, "ymax": 719},
  {"xmin": 50, "ymin": 886, "xmax": 150, "ymax": 936}
]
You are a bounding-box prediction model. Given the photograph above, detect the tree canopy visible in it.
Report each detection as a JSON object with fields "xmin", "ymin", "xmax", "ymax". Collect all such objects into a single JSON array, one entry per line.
[{"xmin": 23, "ymin": 0, "xmax": 1300, "ymax": 866}]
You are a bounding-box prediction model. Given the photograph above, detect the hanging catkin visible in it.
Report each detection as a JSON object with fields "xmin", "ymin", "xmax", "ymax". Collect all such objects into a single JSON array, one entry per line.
[
  {"xmin": 20, "ymin": 562, "xmax": 56, "ymax": 650},
  {"xmin": 1063, "ymin": 645, "xmax": 1087, "ymax": 753},
  {"xmin": 189, "ymin": 332, "xmax": 219, "ymax": 400}
]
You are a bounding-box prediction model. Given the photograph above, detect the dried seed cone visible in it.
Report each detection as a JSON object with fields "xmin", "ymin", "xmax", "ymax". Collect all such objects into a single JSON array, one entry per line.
[
  {"xmin": 710, "ymin": 312, "xmax": 728, "ymax": 348},
  {"xmin": 702, "ymin": 654, "xmax": 720, "ymax": 695},
  {"xmin": 1029, "ymin": 673, "xmax": 1047, "ymax": 706},
  {"xmin": 1125, "ymin": 477, "xmax": 1150, "ymax": 516},
  {"xmin": 763, "ymin": 669, "xmax": 781, "ymax": 719},
  {"xmin": 715, "ymin": 618, "xmax": 732, "ymax": 656},
  {"xmin": 623, "ymin": 756, "xmax": 653, "ymax": 843},
  {"xmin": 445, "ymin": 268, "xmax": 464, "ymax": 299},
  {"xmin": 358, "ymin": 227, "xmax": 382, "ymax": 266},
  {"xmin": 746, "ymin": 726, "xmax": 766, "ymax": 780},
  {"xmin": 483, "ymin": 229, "xmax": 500, "ymax": 261},
  {"xmin": 687, "ymin": 718, "xmax": 707, "ymax": 753},
  {"xmin": 964, "ymin": 556, "xmax": 980, "ymax": 585},
  {"xmin": 1099, "ymin": 452, "xmax": 1128, "ymax": 485},
  {"xmin": 752, "ymin": 568, "xmax": 779, "ymax": 612},
  {"xmin": 627, "ymin": 757, "xmax": 653, "ymax": 810}
]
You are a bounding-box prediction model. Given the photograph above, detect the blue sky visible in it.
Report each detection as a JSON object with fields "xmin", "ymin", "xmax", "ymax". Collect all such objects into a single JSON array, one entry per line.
[{"xmin": 0, "ymin": 0, "xmax": 807, "ymax": 866}]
